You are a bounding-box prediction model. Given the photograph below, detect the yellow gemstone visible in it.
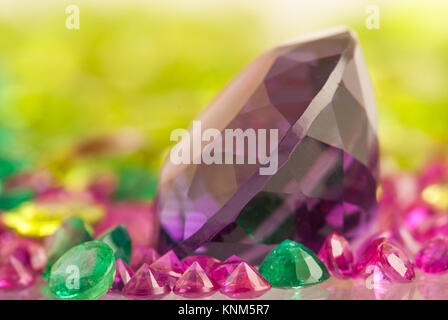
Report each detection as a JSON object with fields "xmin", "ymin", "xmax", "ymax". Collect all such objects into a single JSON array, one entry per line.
[
  {"xmin": 422, "ymin": 183, "xmax": 448, "ymax": 211},
  {"xmin": 2, "ymin": 201, "xmax": 105, "ymax": 237}
]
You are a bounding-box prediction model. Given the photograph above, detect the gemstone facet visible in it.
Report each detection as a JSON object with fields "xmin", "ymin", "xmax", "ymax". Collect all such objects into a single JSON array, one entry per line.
[
  {"xmin": 318, "ymin": 232, "xmax": 354, "ymax": 279},
  {"xmin": 415, "ymin": 237, "xmax": 448, "ymax": 274},
  {"xmin": 355, "ymin": 238, "xmax": 415, "ymax": 283},
  {"xmin": 259, "ymin": 240, "xmax": 329, "ymax": 288},
  {"xmin": 48, "ymin": 241, "xmax": 115, "ymax": 300},
  {"xmin": 156, "ymin": 28, "xmax": 379, "ymax": 263},
  {"xmin": 0, "ymin": 256, "xmax": 35, "ymax": 289},
  {"xmin": 173, "ymin": 262, "xmax": 218, "ymax": 298},
  {"xmin": 108, "ymin": 258, "xmax": 134, "ymax": 293},
  {"xmin": 96, "ymin": 224, "xmax": 132, "ymax": 264},
  {"xmin": 354, "ymin": 237, "xmax": 386, "ymax": 277},
  {"xmin": 150, "ymin": 250, "xmax": 185, "ymax": 284},
  {"xmin": 122, "ymin": 264, "xmax": 170, "ymax": 300},
  {"xmin": 377, "ymin": 242, "xmax": 415, "ymax": 282},
  {"xmin": 220, "ymin": 261, "xmax": 271, "ymax": 299},
  {"xmin": 43, "ymin": 217, "xmax": 93, "ymax": 278},
  {"xmin": 211, "ymin": 255, "xmax": 244, "ymax": 285}
]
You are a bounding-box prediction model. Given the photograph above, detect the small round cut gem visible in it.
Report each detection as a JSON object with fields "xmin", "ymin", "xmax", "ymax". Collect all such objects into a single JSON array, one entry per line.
[
  {"xmin": 122, "ymin": 264, "xmax": 170, "ymax": 300},
  {"xmin": 259, "ymin": 240, "xmax": 329, "ymax": 288},
  {"xmin": 416, "ymin": 237, "xmax": 448, "ymax": 274},
  {"xmin": 377, "ymin": 242, "xmax": 415, "ymax": 282},
  {"xmin": 0, "ymin": 256, "xmax": 34, "ymax": 289},
  {"xmin": 318, "ymin": 232, "xmax": 354, "ymax": 279},
  {"xmin": 108, "ymin": 258, "xmax": 134, "ymax": 293},
  {"xmin": 150, "ymin": 250, "xmax": 185, "ymax": 282},
  {"xmin": 220, "ymin": 262, "xmax": 271, "ymax": 299},
  {"xmin": 173, "ymin": 262, "xmax": 218, "ymax": 298}
]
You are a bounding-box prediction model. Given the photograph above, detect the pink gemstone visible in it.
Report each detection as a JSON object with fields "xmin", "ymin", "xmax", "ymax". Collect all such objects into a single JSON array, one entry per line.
[
  {"xmin": 14, "ymin": 239, "xmax": 47, "ymax": 272},
  {"xmin": 377, "ymin": 242, "xmax": 415, "ymax": 282},
  {"xmin": 95, "ymin": 201, "xmax": 158, "ymax": 248},
  {"xmin": 415, "ymin": 237, "xmax": 448, "ymax": 274},
  {"xmin": 122, "ymin": 264, "xmax": 170, "ymax": 300},
  {"xmin": 0, "ymin": 256, "xmax": 34, "ymax": 289},
  {"xmin": 211, "ymin": 255, "xmax": 244, "ymax": 285},
  {"xmin": 0, "ymin": 232, "xmax": 46, "ymax": 273},
  {"xmin": 108, "ymin": 259, "xmax": 134, "ymax": 293},
  {"xmin": 131, "ymin": 246, "xmax": 160, "ymax": 270},
  {"xmin": 354, "ymin": 237, "xmax": 386, "ymax": 277},
  {"xmin": 173, "ymin": 262, "xmax": 218, "ymax": 298},
  {"xmin": 318, "ymin": 232, "xmax": 354, "ymax": 279},
  {"xmin": 150, "ymin": 250, "xmax": 185, "ymax": 286},
  {"xmin": 220, "ymin": 262, "xmax": 271, "ymax": 299},
  {"xmin": 183, "ymin": 256, "xmax": 221, "ymax": 274},
  {"xmin": 372, "ymin": 228, "xmax": 420, "ymax": 256}
]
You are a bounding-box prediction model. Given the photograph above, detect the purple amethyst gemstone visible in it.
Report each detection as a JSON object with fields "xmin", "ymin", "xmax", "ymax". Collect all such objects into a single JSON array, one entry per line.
[{"xmin": 155, "ymin": 28, "xmax": 379, "ymax": 264}]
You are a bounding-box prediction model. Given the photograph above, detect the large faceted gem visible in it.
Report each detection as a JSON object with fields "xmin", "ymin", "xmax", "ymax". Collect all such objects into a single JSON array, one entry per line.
[
  {"xmin": 156, "ymin": 28, "xmax": 379, "ymax": 263},
  {"xmin": 49, "ymin": 241, "xmax": 115, "ymax": 300}
]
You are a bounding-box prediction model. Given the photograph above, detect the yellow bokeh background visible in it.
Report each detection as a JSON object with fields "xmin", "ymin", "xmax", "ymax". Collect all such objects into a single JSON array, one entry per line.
[{"xmin": 0, "ymin": 0, "xmax": 447, "ymax": 174}]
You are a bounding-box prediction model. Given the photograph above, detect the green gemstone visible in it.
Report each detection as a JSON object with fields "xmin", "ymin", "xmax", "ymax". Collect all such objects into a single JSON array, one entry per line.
[
  {"xmin": 259, "ymin": 240, "xmax": 330, "ymax": 288},
  {"xmin": 96, "ymin": 224, "xmax": 132, "ymax": 264},
  {"xmin": 43, "ymin": 217, "xmax": 93, "ymax": 279},
  {"xmin": 0, "ymin": 188, "xmax": 34, "ymax": 210},
  {"xmin": 49, "ymin": 241, "xmax": 116, "ymax": 300}
]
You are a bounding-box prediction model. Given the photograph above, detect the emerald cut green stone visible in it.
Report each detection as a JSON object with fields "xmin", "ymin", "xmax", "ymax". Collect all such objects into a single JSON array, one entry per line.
[
  {"xmin": 259, "ymin": 240, "xmax": 330, "ymax": 288},
  {"xmin": 96, "ymin": 224, "xmax": 132, "ymax": 264},
  {"xmin": 49, "ymin": 241, "xmax": 116, "ymax": 300},
  {"xmin": 43, "ymin": 217, "xmax": 93, "ymax": 279}
]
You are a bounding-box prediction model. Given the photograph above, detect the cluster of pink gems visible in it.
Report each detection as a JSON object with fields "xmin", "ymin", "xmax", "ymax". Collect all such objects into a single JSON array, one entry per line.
[
  {"xmin": 115, "ymin": 249, "xmax": 271, "ymax": 299},
  {"xmin": 0, "ymin": 231, "xmax": 46, "ymax": 290},
  {"xmin": 0, "ymin": 158, "xmax": 447, "ymax": 298},
  {"xmin": 317, "ymin": 158, "xmax": 448, "ymax": 283},
  {"xmin": 318, "ymin": 232, "xmax": 416, "ymax": 284}
]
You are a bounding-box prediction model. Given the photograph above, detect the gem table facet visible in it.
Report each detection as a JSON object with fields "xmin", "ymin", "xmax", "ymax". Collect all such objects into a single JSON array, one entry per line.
[
  {"xmin": 96, "ymin": 224, "xmax": 132, "ymax": 265},
  {"xmin": 122, "ymin": 264, "xmax": 170, "ymax": 300},
  {"xmin": 318, "ymin": 232, "xmax": 354, "ymax": 279},
  {"xmin": 156, "ymin": 28, "xmax": 379, "ymax": 263},
  {"xmin": 173, "ymin": 262, "xmax": 218, "ymax": 298},
  {"xmin": 220, "ymin": 262, "xmax": 271, "ymax": 299},
  {"xmin": 48, "ymin": 241, "xmax": 116, "ymax": 300},
  {"xmin": 377, "ymin": 242, "xmax": 415, "ymax": 282},
  {"xmin": 416, "ymin": 237, "xmax": 448, "ymax": 274},
  {"xmin": 259, "ymin": 240, "xmax": 329, "ymax": 288},
  {"xmin": 43, "ymin": 217, "xmax": 93, "ymax": 279}
]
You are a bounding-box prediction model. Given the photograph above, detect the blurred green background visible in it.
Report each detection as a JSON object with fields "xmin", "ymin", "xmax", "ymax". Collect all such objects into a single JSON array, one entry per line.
[{"xmin": 0, "ymin": 0, "xmax": 447, "ymax": 181}]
